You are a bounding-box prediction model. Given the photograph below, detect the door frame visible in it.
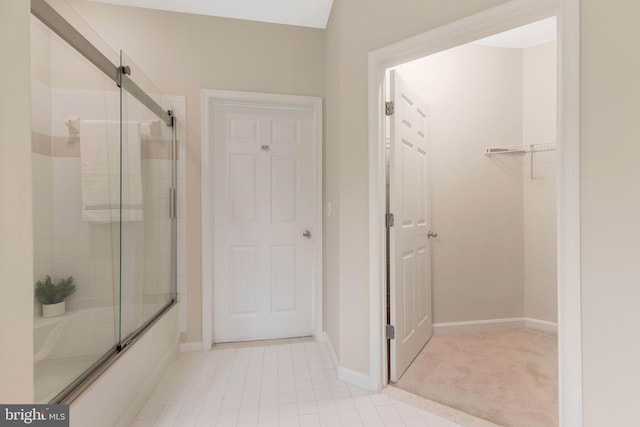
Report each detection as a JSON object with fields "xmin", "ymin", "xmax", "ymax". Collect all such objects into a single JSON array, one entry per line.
[
  {"xmin": 201, "ymin": 90, "xmax": 324, "ymax": 348},
  {"xmin": 367, "ymin": 0, "xmax": 582, "ymax": 425}
]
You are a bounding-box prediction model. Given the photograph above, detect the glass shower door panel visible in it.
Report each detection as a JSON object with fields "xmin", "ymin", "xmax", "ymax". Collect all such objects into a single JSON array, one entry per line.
[
  {"xmin": 31, "ymin": 16, "xmax": 121, "ymax": 403},
  {"xmin": 118, "ymin": 51, "xmax": 175, "ymax": 344}
]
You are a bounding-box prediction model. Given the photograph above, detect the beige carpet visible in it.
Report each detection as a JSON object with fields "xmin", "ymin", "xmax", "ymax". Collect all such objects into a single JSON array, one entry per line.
[{"xmin": 395, "ymin": 328, "xmax": 558, "ymax": 427}]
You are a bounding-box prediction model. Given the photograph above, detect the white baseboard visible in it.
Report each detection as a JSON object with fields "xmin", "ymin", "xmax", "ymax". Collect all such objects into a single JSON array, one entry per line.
[
  {"xmin": 433, "ymin": 317, "xmax": 558, "ymax": 335},
  {"xmin": 179, "ymin": 341, "xmax": 204, "ymax": 352},
  {"xmin": 523, "ymin": 318, "xmax": 558, "ymax": 334},
  {"xmin": 337, "ymin": 366, "xmax": 377, "ymax": 392},
  {"xmin": 433, "ymin": 318, "xmax": 524, "ymax": 334}
]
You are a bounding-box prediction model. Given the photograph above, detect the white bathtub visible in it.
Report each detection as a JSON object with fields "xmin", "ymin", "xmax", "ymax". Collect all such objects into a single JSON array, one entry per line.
[
  {"xmin": 34, "ymin": 302, "xmax": 170, "ymax": 403},
  {"xmin": 34, "ymin": 306, "xmax": 117, "ymax": 403},
  {"xmin": 71, "ymin": 305, "xmax": 178, "ymax": 427},
  {"xmin": 34, "ymin": 307, "xmax": 117, "ymax": 363}
]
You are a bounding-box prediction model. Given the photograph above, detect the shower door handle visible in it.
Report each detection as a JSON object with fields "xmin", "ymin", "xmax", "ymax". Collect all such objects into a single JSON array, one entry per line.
[{"xmin": 169, "ymin": 187, "xmax": 176, "ymax": 219}]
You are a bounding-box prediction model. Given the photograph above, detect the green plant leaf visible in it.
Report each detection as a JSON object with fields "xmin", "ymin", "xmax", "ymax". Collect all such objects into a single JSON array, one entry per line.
[{"xmin": 34, "ymin": 275, "xmax": 77, "ymax": 305}]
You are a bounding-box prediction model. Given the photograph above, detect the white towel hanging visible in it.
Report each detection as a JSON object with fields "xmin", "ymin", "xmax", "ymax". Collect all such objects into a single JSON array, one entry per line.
[{"xmin": 80, "ymin": 120, "xmax": 143, "ymax": 223}]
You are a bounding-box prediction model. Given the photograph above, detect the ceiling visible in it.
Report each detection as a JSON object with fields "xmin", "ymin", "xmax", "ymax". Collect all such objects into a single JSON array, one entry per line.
[
  {"xmin": 87, "ymin": 0, "xmax": 334, "ymax": 29},
  {"xmin": 471, "ymin": 17, "xmax": 557, "ymax": 49}
]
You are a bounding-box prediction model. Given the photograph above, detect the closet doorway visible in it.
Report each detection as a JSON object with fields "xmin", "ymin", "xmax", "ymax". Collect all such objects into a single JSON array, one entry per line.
[{"xmin": 384, "ymin": 17, "xmax": 560, "ymax": 427}]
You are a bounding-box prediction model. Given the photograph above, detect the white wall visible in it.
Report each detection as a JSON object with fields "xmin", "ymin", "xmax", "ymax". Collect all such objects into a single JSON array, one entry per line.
[
  {"xmin": 522, "ymin": 41, "xmax": 557, "ymax": 323},
  {"xmin": 581, "ymin": 1, "xmax": 640, "ymax": 424},
  {"xmin": 0, "ymin": 0, "xmax": 34, "ymax": 403},
  {"xmin": 395, "ymin": 44, "xmax": 526, "ymax": 324},
  {"xmin": 324, "ymin": 0, "xmax": 341, "ymax": 360}
]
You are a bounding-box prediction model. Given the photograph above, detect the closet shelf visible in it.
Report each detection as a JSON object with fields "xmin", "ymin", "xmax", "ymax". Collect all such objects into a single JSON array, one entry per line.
[
  {"xmin": 485, "ymin": 143, "xmax": 556, "ymax": 179},
  {"xmin": 484, "ymin": 143, "xmax": 556, "ymax": 156}
]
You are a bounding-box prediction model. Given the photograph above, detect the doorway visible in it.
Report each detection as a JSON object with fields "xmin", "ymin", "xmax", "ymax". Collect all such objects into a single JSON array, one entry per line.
[
  {"xmin": 201, "ymin": 91, "xmax": 323, "ymax": 347},
  {"xmin": 368, "ymin": 0, "xmax": 582, "ymax": 425},
  {"xmin": 386, "ymin": 20, "xmax": 559, "ymax": 427}
]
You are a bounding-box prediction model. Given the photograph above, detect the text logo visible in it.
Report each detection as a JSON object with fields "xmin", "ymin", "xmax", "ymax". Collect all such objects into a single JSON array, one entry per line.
[{"xmin": 0, "ymin": 405, "xmax": 68, "ymax": 426}]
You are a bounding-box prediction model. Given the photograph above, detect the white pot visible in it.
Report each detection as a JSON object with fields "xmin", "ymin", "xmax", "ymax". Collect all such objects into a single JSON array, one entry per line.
[{"xmin": 42, "ymin": 301, "xmax": 65, "ymax": 318}]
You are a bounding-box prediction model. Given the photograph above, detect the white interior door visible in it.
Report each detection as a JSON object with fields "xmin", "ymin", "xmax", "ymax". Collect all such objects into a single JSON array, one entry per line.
[
  {"xmin": 389, "ymin": 69, "xmax": 433, "ymax": 382},
  {"xmin": 213, "ymin": 103, "xmax": 314, "ymax": 343}
]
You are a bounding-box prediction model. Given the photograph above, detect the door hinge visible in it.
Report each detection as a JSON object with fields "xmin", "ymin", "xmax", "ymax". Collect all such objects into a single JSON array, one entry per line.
[
  {"xmin": 385, "ymin": 101, "xmax": 394, "ymax": 116},
  {"xmin": 385, "ymin": 213, "xmax": 395, "ymax": 228},
  {"xmin": 386, "ymin": 324, "xmax": 395, "ymax": 340}
]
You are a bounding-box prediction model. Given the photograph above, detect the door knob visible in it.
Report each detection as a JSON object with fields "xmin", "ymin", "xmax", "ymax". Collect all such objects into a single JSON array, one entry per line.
[
  {"xmin": 303, "ymin": 230, "xmax": 311, "ymax": 238},
  {"xmin": 427, "ymin": 230, "xmax": 438, "ymax": 238}
]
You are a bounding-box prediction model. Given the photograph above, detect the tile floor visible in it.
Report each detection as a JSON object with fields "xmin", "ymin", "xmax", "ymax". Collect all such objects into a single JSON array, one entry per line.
[{"xmin": 129, "ymin": 340, "xmax": 465, "ymax": 427}]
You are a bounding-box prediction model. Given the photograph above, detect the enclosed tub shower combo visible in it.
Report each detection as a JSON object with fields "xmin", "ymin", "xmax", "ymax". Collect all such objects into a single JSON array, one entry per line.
[{"xmin": 30, "ymin": 0, "xmax": 178, "ymax": 407}]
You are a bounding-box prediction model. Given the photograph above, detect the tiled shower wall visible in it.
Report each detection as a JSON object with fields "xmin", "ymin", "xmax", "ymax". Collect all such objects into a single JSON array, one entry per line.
[
  {"xmin": 31, "ymin": 80, "xmax": 187, "ymax": 332},
  {"xmin": 31, "ymin": 79, "xmax": 54, "ymax": 318}
]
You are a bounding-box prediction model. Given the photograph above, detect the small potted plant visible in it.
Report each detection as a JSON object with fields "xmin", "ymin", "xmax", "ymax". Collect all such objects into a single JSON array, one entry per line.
[{"xmin": 35, "ymin": 275, "xmax": 76, "ymax": 318}]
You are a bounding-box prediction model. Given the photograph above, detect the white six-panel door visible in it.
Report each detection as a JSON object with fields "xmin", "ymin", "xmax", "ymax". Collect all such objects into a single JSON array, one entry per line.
[
  {"xmin": 389, "ymin": 70, "xmax": 433, "ymax": 382},
  {"xmin": 212, "ymin": 103, "xmax": 314, "ymax": 342}
]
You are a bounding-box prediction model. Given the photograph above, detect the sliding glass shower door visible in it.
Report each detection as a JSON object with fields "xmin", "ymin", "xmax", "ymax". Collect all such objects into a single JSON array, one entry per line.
[
  {"xmin": 31, "ymin": 15, "xmax": 123, "ymax": 403},
  {"xmin": 119, "ymin": 50, "xmax": 176, "ymax": 345},
  {"xmin": 31, "ymin": 1, "xmax": 177, "ymax": 404}
]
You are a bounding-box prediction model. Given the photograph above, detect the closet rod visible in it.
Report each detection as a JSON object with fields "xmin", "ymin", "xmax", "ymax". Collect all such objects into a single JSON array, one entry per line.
[
  {"xmin": 484, "ymin": 143, "xmax": 556, "ymax": 156},
  {"xmin": 485, "ymin": 143, "xmax": 556, "ymax": 179}
]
